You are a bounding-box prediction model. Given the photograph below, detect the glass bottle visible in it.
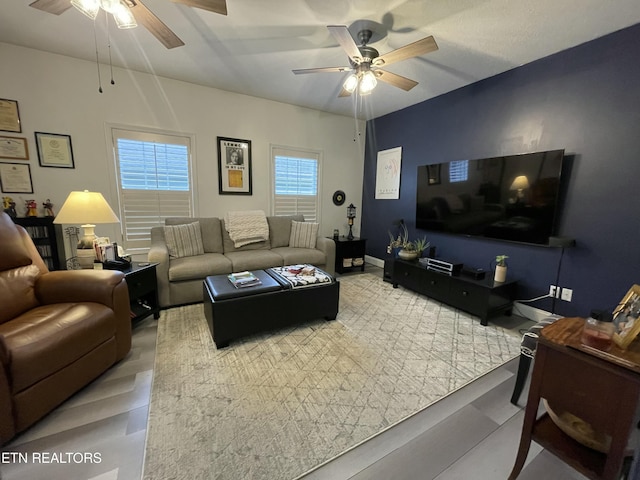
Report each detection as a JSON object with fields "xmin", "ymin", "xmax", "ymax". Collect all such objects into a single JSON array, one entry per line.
[{"xmin": 581, "ymin": 310, "xmax": 614, "ymax": 351}]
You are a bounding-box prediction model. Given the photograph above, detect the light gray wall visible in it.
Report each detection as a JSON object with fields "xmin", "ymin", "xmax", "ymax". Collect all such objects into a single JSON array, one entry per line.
[{"xmin": 0, "ymin": 43, "xmax": 365, "ymax": 258}]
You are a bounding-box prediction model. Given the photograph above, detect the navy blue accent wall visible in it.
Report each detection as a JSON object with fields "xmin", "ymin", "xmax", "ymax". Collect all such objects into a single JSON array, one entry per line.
[{"xmin": 362, "ymin": 24, "xmax": 640, "ymax": 318}]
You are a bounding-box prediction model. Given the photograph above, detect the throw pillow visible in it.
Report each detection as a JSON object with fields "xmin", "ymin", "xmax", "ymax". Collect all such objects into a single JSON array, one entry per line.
[
  {"xmin": 164, "ymin": 222, "xmax": 205, "ymax": 259},
  {"xmin": 289, "ymin": 221, "xmax": 319, "ymax": 249}
]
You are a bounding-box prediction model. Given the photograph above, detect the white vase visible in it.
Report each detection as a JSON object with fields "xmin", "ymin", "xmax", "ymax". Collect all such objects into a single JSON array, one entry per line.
[{"xmin": 494, "ymin": 265, "xmax": 507, "ymax": 282}]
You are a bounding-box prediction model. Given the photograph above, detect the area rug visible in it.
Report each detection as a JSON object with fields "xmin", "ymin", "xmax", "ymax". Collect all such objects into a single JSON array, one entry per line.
[{"xmin": 143, "ymin": 273, "xmax": 521, "ymax": 480}]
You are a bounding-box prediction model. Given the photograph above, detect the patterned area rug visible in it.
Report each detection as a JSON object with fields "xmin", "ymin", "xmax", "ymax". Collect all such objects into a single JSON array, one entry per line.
[{"xmin": 143, "ymin": 273, "xmax": 521, "ymax": 480}]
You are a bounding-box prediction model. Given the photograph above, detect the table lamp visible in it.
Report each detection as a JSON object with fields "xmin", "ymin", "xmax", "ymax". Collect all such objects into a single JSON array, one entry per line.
[
  {"xmin": 346, "ymin": 203, "xmax": 356, "ymax": 240},
  {"xmin": 510, "ymin": 175, "xmax": 530, "ymax": 203},
  {"xmin": 54, "ymin": 190, "xmax": 120, "ymax": 269}
]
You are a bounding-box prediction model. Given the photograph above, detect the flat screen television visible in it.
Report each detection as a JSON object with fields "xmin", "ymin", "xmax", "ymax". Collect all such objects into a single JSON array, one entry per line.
[{"xmin": 416, "ymin": 149, "xmax": 565, "ymax": 246}]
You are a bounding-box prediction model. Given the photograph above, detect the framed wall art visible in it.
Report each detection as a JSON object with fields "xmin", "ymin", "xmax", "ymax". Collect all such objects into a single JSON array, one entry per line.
[
  {"xmin": 217, "ymin": 136, "xmax": 252, "ymax": 195},
  {"xmin": 0, "ymin": 99, "xmax": 21, "ymax": 133},
  {"xmin": 0, "ymin": 135, "xmax": 29, "ymax": 160},
  {"xmin": 613, "ymin": 284, "xmax": 640, "ymax": 349},
  {"xmin": 0, "ymin": 162, "xmax": 33, "ymax": 194},
  {"xmin": 375, "ymin": 146, "xmax": 402, "ymax": 199},
  {"xmin": 35, "ymin": 132, "xmax": 75, "ymax": 168}
]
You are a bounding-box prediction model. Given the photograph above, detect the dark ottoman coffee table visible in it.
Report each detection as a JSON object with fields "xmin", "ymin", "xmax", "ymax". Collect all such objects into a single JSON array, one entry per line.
[{"xmin": 203, "ymin": 266, "xmax": 339, "ymax": 348}]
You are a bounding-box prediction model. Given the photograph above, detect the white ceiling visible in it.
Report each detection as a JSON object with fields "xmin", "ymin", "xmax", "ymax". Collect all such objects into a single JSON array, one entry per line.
[{"xmin": 2, "ymin": 1, "xmax": 640, "ymax": 119}]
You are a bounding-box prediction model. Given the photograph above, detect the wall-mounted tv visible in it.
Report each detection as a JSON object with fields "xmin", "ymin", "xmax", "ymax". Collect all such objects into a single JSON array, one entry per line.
[{"xmin": 416, "ymin": 149, "xmax": 565, "ymax": 246}]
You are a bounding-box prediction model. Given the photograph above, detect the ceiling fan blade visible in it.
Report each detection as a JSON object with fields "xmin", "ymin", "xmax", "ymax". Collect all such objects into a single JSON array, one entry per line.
[
  {"xmin": 29, "ymin": 0, "xmax": 72, "ymax": 15},
  {"xmin": 375, "ymin": 36, "xmax": 438, "ymax": 67},
  {"xmin": 327, "ymin": 25, "xmax": 362, "ymax": 64},
  {"xmin": 130, "ymin": 1, "xmax": 185, "ymax": 49},
  {"xmin": 171, "ymin": 0, "xmax": 227, "ymax": 15},
  {"xmin": 376, "ymin": 69, "xmax": 419, "ymax": 91},
  {"xmin": 293, "ymin": 66, "xmax": 351, "ymax": 75}
]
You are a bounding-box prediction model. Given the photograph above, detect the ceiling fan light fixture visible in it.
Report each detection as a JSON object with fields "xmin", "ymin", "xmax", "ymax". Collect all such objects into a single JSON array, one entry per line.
[
  {"xmin": 99, "ymin": 0, "xmax": 121, "ymax": 14},
  {"xmin": 113, "ymin": 3, "xmax": 137, "ymax": 29},
  {"xmin": 71, "ymin": 0, "xmax": 100, "ymax": 19},
  {"xmin": 359, "ymin": 70, "xmax": 377, "ymax": 95},
  {"xmin": 343, "ymin": 74, "xmax": 358, "ymax": 93}
]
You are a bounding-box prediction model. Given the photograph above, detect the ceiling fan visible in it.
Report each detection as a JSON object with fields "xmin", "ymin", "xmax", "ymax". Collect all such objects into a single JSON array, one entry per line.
[
  {"xmin": 293, "ymin": 25, "xmax": 438, "ymax": 97},
  {"xmin": 29, "ymin": 0, "xmax": 228, "ymax": 49}
]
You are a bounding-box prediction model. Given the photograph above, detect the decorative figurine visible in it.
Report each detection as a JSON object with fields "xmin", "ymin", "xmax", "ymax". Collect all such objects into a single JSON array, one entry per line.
[
  {"xmin": 43, "ymin": 199, "xmax": 55, "ymax": 217},
  {"xmin": 3, "ymin": 197, "xmax": 17, "ymax": 218},
  {"xmin": 26, "ymin": 199, "xmax": 38, "ymax": 217}
]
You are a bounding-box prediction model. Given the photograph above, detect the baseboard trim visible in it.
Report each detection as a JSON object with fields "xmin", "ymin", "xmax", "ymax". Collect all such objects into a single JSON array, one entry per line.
[{"xmin": 366, "ymin": 255, "xmax": 384, "ymax": 268}]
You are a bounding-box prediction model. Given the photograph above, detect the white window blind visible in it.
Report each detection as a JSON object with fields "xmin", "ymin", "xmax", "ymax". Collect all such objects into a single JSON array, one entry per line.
[
  {"xmin": 112, "ymin": 128, "xmax": 193, "ymax": 251},
  {"xmin": 272, "ymin": 147, "xmax": 320, "ymax": 222},
  {"xmin": 449, "ymin": 159, "xmax": 469, "ymax": 183}
]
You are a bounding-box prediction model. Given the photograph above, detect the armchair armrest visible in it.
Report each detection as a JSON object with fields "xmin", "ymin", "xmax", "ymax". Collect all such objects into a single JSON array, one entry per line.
[
  {"xmin": 316, "ymin": 237, "xmax": 336, "ymax": 275},
  {"xmin": 35, "ymin": 270, "xmax": 132, "ymax": 361},
  {"xmin": 0, "ymin": 337, "xmax": 15, "ymax": 444},
  {"xmin": 35, "ymin": 270, "xmax": 125, "ymax": 307},
  {"xmin": 148, "ymin": 226, "xmax": 170, "ymax": 308}
]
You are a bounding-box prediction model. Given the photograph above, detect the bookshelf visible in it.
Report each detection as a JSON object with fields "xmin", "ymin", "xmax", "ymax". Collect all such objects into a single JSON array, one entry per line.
[{"xmin": 12, "ymin": 217, "xmax": 66, "ymax": 270}]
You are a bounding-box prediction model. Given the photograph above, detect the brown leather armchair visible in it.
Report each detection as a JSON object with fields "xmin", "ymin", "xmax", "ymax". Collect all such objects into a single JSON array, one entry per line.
[{"xmin": 0, "ymin": 212, "xmax": 132, "ymax": 445}]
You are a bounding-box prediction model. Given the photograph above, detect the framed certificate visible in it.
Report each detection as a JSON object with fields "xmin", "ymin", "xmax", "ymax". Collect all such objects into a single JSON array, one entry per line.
[
  {"xmin": 0, "ymin": 136, "xmax": 29, "ymax": 160},
  {"xmin": 0, "ymin": 162, "xmax": 33, "ymax": 193},
  {"xmin": 0, "ymin": 99, "xmax": 21, "ymax": 133},
  {"xmin": 35, "ymin": 132, "xmax": 75, "ymax": 168}
]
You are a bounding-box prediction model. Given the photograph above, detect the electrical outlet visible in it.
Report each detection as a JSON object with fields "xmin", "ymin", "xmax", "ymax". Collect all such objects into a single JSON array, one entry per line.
[
  {"xmin": 561, "ymin": 288, "xmax": 573, "ymax": 302},
  {"xmin": 549, "ymin": 285, "xmax": 559, "ymax": 298}
]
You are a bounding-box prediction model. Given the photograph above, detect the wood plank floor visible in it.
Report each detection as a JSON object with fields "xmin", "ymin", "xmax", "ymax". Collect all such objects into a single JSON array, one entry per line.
[{"xmin": 0, "ymin": 266, "xmax": 590, "ymax": 479}]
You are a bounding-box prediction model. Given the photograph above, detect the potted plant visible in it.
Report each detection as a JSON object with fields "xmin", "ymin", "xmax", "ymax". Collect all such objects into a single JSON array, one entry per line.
[
  {"xmin": 494, "ymin": 255, "xmax": 508, "ymax": 282},
  {"xmin": 413, "ymin": 236, "xmax": 430, "ymax": 257},
  {"xmin": 387, "ymin": 223, "xmax": 409, "ymax": 257}
]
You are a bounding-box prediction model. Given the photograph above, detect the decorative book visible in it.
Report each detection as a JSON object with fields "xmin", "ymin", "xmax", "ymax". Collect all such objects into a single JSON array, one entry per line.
[{"xmin": 227, "ymin": 271, "xmax": 262, "ymax": 288}]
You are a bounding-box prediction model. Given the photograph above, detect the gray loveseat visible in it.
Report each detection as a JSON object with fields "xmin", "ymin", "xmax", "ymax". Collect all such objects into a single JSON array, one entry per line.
[{"xmin": 148, "ymin": 215, "xmax": 336, "ymax": 308}]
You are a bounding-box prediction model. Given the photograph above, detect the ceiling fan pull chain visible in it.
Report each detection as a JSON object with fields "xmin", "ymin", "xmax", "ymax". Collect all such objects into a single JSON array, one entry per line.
[
  {"xmin": 93, "ymin": 19, "xmax": 103, "ymax": 93},
  {"xmin": 105, "ymin": 13, "xmax": 115, "ymax": 85}
]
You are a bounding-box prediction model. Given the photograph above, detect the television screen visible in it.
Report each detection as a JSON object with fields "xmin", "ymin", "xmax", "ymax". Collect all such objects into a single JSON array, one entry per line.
[{"xmin": 416, "ymin": 150, "xmax": 565, "ymax": 246}]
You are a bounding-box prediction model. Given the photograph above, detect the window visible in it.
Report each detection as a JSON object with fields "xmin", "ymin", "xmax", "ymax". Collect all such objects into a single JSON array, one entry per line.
[
  {"xmin": 271, "ymin": 146, "xmax": 321, "ymax": 222},
  {"xmin": 111, "ymin": 128, "xmax": 194, "ymax": 251},
  {"xmin": 449, "ymin": 159, "xmax": 469, "ymax": 183}
]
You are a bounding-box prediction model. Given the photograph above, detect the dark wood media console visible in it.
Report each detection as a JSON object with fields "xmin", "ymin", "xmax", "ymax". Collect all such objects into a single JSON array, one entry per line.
[{"xmin": 391, "ymin": 259, "xmax": 518, "ymax": 325}]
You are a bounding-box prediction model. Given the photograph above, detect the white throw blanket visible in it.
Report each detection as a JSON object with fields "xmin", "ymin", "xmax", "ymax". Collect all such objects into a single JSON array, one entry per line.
[{"xmin": 224, "ymin": 210, "xmax": 269, "ymax": 248}]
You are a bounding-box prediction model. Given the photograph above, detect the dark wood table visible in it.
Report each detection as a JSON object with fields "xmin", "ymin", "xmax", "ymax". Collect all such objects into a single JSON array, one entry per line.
[
  {"xmin": 509, "ymin": 317, "xmax": 640, "ymax": 479},
  {"xmin": 332, "ymin": 236, "xmax": 366, "ymax": 273}
]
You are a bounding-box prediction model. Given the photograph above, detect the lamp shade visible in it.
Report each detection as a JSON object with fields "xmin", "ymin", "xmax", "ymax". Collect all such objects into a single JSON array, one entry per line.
[
  {"xmin": 54, "ymin": 190, "xmax": 120, "ymax": 225},
  {"xmin": 510, "ymin": 175, "xmax": 530, "ymax": 191}
]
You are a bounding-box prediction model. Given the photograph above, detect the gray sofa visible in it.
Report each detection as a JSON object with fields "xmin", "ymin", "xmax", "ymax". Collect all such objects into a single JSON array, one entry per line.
[{"xmin": 148, "ymin": 215, "xmax": 336, "ymax": 308}]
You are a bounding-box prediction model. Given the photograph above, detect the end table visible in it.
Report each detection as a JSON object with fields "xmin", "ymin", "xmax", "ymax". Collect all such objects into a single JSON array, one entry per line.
[{"xmin": 331, "ymin": 236, "xmax": 366, "ymax": 274}]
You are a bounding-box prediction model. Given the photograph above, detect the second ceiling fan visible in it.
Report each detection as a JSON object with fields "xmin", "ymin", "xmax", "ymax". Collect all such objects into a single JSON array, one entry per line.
[
  {"xmin": 29, "ymin": 0, "xmax": 228, "ymax": 49},
  {"xmin": 293, "ymin": 25, "xmax": 438, "ymax": 97}
]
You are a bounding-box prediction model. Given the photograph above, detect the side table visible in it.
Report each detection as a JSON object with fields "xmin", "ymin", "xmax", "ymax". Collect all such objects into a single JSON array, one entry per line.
[
  {"xmin": 331, "ymin": 236, "xmax": 366, "ymax": 274},
  {"xmin": 123, "ymin": 262, "xmax": 160, "ymax": 322},
  {"xmin": 509, "ymin": 317, "xmax": 640, "ymax": 479}
]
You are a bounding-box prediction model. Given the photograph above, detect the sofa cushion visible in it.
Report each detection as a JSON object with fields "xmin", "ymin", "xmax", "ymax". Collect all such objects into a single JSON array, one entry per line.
[
  {"xmin": 168, "ymin": 253, "xmax": 232, "ymax": 282},
  {"xmin": 0, "ymin": 213, "xmax": 32, "ymax": 271},
  {"xmin": 267, "ymin": 215, "xmax": 304, "ymax": 248},
  {"xmin": 0, "ymin": 265, "xmax": 40, "ymax": 325},
  {"xmin": 224, "ymin": 250, "xmax": 284, "ymax": 272},
  {"xmin": 271, "ymin": 247, "xmax": 326, "ymax": 268},
  {"xmin": 0, "ymin": 302, "xmax": 115, "ymax": 393},
  {"xmin": 164, "ymin": 222, "xmax": 205, "ymax": 259},
  {"xmin": 289, "ymin": 221, "xmax": 319, "ymax": 248}
]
